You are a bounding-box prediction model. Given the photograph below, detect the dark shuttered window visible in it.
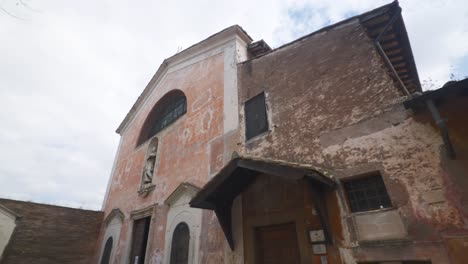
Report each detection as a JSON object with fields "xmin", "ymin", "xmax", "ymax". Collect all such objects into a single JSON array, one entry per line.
[
  {"xmin": 343, "ymin": 173, "xmax": 392, "ymax": 213},
  {"xmin": 245, "ymin": 92, "xmax": 268, "ymax": 140}
]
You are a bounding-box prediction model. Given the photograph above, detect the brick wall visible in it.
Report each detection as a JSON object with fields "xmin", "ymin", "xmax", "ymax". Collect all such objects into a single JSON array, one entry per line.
[{"xmin": 0, "ymin": 199, "xmax": 103, "ymax": 264}]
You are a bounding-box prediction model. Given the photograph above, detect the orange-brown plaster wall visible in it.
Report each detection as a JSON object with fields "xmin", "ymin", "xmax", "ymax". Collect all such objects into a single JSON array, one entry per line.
[{"xmin": 99, "ymin": 52, "xmax": 228, "ymax": 263}]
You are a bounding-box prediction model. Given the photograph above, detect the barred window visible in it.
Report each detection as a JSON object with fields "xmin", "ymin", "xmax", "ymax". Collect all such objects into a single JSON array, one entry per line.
[
  {"xmin": 137, "ymin": 90, "xmax": 187, "ymax": 146},
  {"xmin": 343, "ymin": 173, "xmax": 392, "ymax": 213},
  {"xmin": 149, "ymin": 96, "xmax": 186, "ymax": 136}
]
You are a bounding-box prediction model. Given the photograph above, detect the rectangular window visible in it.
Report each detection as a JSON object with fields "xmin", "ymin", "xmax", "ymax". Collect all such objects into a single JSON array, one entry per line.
[
  {"xmin": 245, "ymin": 92, "xmax": 268, "ymax": 140},
  {"xmin": 343, "ymin": 173, "xmax": 392, "ymax": 213}
]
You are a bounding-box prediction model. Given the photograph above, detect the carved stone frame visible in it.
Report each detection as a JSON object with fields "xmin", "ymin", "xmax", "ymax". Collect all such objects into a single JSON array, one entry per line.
[
  {"xmin": 124, "ymin": 205, "xmax": 156, "ymax": 264},
  {"xmin": 98, "ymin": 208, "xmax": 124, "ymax": 264},
  {"xmin": 334, "ymin": 163, "xmax": 408, "ymax": 244},
  {"xmin": 163, "ymin": 183, "xmax": 202, "ymax": 264}
]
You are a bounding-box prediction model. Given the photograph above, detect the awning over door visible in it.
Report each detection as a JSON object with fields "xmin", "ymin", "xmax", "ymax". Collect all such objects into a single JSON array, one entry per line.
[{"xmin": 189, "ymin": 156, "xmax": 337, "ymax": 249}]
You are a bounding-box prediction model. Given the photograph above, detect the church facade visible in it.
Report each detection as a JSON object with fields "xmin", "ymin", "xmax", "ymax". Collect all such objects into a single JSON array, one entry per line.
[{"xmin": 95, "ymin": 2, "xmax": 468, "ymax": 264}]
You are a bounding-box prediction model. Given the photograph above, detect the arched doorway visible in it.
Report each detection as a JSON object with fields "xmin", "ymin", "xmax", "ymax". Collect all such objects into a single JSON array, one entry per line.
[{"xmin": 170, "ymin": 223, "xmax": 190, "ymax": 264}]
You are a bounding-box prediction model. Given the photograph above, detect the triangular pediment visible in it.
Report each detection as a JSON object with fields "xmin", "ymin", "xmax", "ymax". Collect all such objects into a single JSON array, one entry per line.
[
  {"xmin": 164, "ymin": 182, "xmax": 201, "ymax": 207},
  {"xmin": 103, "ymin": 208, "xmax": 124, "ymax": 227},
  {"xmin": 115, "ymin": 25, "xmax": 252, "ymax": 134},
  {"xmin": 0, "ymin": 204, "xmax": 21, "ymax": 221}
]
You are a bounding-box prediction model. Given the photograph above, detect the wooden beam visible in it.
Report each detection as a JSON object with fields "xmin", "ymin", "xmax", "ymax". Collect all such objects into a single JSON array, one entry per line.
[
  {"xmin": 368, "ymin": 25, "xmax": 393, "ymax": 37},
  {"xmin": 396, "ymin": 68, "xmax": 409, "ymax": 74},
  {"xmin": 387, "ymin": 54, "xmax": 404, "ymax": 61},
  {"xmin": 237, "ymin": 159, "xmax": 336, "ymax": 187},
  {"xmin": 389, "ymin": 57, "xmax": 405, "ymax": 65},
  {"xmin": 362, "ymin": 15, "xmax": 390, "ymax": 27},
  {"xmin": 381, "ymin": 41, "xmax": 399, "ymax": 50},
  {"xmin": 306, "ymin": 180, "xmax": 333, "ymax": 245},
  {"xmin": 386, "ymin": 48, "xmax": 403, "ymax": 57},
  {"xmin": 214, "ymin": 200, "xmax": 234, "ymax": 250},
  {"xmin": 377, "ymin": 33, "xmax": 397, "ymax": 43},
  {"xmin": 393, "ymin": 62, "xmax": 406, "ymax": 69}
]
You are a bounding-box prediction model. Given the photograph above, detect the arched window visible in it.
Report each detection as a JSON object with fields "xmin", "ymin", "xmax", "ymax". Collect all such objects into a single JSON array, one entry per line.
[
  {"xmin": 100, "ymin": 237, "xmax": 113, "ymax": 264},
  {"xmin": 170, "ymin": 222, "xmax": 190, "ymax": 264},
  {"xmin": 137, "ymin": 90, "xmax": 187, "ymax": 146}
]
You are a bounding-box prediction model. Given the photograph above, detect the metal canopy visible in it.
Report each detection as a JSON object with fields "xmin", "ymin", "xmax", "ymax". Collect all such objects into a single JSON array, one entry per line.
[{"xmin": 189, "ymin": 156, "xmax": 336, "ymax": 250}]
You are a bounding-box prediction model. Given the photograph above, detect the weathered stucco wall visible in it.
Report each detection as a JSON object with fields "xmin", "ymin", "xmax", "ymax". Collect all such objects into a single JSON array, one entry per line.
[
  {"xmin": 0, "ymin": 199, "xmax": 103, "ymax": 264},
  {"xmin": 98, "ymin": 30, "xmax": 254, "ymax": 263},
  {"xmin": 98, "ymin": 15, "xmax": 468, "ymax": 263},
  {"xmin": 238, "ymin": 19, "xmax": 401, "ymax": 163},
  {"xmin": 237, "ymin": 18, "xmax": 467, "ymax": 263},
  {"xmin": 101, "ymin": 52, "xmax": 227, "ymax": 263}
]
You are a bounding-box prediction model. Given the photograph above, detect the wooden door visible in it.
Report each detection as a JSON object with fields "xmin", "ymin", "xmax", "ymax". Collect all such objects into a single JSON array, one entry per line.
[
  {"xmin": 130, "ymin": 217, "xmax": 151, "ymax": 264},
  {"xmin": 255, "ymin": 222, "xmax": 301, "ymax": 264}
]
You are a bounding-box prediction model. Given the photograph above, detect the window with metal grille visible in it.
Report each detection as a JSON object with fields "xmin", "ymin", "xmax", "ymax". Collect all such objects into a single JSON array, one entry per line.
[
  {"xmin": 343, "ymin": 173, "xmax": 392, "ymax": 213},
  {"xmin": 149, "ymin": 96, "xmax": 186, "ymax": 137},
  {"xmin": 245, "ymin": 92, "xmax": 268, "ymax": 140},
  {"xmin": 137, "ymin": 90, "xmax": 187, "ymax": 146}
]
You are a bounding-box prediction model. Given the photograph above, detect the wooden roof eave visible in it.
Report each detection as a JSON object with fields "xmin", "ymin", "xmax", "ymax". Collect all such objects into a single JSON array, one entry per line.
[
  {"xmin": 360, "ymin": 3, "xmax": 422, "ymax": 94},
  {"xmin": 189, "ymin": 156, "xmax": 337, "ymax": 250}
]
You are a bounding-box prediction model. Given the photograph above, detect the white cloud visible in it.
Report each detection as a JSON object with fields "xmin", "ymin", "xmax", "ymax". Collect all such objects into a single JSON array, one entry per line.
[
  {"xmin": 0, "ymin": 0, "xmax": 467, "ymax": 209},
  {"xmin": 400, "ymin": 0, "xmax": 468, "ymax": 86}
]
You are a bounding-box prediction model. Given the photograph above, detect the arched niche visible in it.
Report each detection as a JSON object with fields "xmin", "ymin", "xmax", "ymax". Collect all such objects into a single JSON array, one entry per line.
[{"xmin": 140, "ymin": 137, "xmax": 159, "ymax": 187}]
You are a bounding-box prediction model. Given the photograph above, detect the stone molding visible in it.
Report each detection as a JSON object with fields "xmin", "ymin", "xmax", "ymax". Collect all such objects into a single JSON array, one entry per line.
[
  {"xmin": 164, "ymin": 182, "xmax": 201, "ymax": 206},
  {"xmin": 103, "ymin": 208, "xmax": 124, "ymax": 227},
  {"xmin": 0, "ymin": 204, "xmax": 21, "ymax": 221},
  {"xmin": 130, "ymin": 205, "xmax": 155, "ymax": 220}
]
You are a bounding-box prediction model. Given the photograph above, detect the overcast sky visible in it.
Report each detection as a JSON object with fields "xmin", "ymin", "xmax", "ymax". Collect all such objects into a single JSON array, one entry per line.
[{"xmin": 1, "ymin": 0, "xmax": 467, "ymax": 210}]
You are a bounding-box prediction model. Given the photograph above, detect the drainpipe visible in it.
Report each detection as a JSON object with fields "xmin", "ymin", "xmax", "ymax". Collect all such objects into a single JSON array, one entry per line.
[
  {"xmin": 373, "ymin": 8, "xmax": 410, "ymax": 96},
  {"xmin": 426, "ymin": 99, "xmax": 456, "ymax": 159}
]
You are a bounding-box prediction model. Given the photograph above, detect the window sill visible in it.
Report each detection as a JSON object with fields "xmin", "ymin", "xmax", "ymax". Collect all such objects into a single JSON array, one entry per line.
[
  {"xmin": 351, "ymin": 208, "xmax": 408, "ymax": 242},
  {"xmin": 348, "ymin": 206, "xmax": 395, "ymax": 217},
  {"xmin": 358, "ymin": 238, "xmax": 411, "ymax": 246},
  {"xmin": 138, "ymin": 184, "xmax": 155, "ymax": 197},
  {"xmin": 245, "ymin": 130, "xmax": 271, "ymax": 145}
]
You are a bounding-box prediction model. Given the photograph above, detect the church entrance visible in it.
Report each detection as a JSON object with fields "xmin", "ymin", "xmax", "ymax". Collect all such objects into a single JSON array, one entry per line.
[
  {"xmin": 189, "ymin": 157, "xmax": 341, "ymax": 263},
  {"xmin": 129, "ymin": 216, "xmax": 151, "ymax": 264}
]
